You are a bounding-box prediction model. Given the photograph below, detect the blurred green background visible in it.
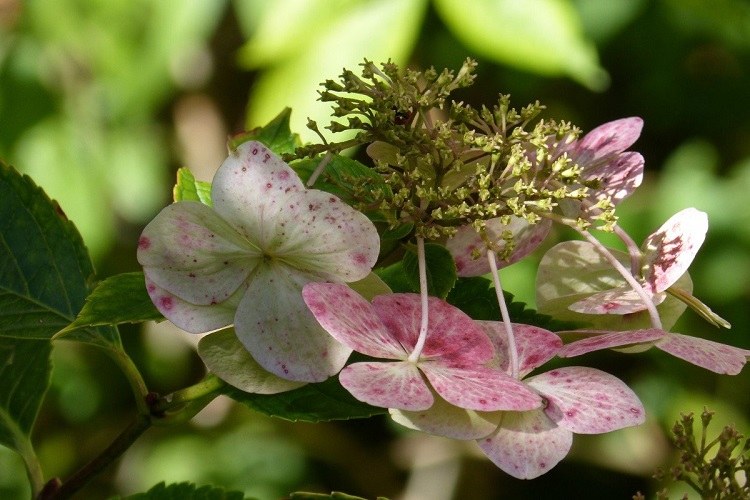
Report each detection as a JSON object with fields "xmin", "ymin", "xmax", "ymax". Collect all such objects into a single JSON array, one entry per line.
[{"xmin": 2, "ymin": 0, "xmax": 750, "ymax": 498}]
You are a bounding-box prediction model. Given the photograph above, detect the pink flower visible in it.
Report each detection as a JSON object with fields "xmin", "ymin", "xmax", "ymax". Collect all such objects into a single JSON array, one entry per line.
[
  {"xmin": 302, "ymin": 283, "xmax": 541, "ymax": 412},
  {"xmin": 392, "ymin": 322, "xmax": 645, "ymax": 479},
  {"xmin": 558, "ymin": 328, "xmax": 750, "ymax": 375},
  {"xmin": 138, "ymin": 141, "xmax": 380, "ymax": 382},
  {"xmin": 568, "ymin": 208, "xmax": 708, "ymax": 315},
  {"xmin": 567, "ymin": 117, "xmax": 645, "ymax": 205},
  {"xmin": 446, "ymin": 217, "xmax": 552, "ymax": 277}
]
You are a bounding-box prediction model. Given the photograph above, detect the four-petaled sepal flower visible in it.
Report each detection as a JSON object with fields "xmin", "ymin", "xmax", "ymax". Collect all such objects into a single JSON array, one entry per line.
[
  {"xmin": 138, "ymin": 141, "xmax": 380, "ymax": 382},
  {"xmin": 391, "ymin": 321, "xmax": 645, "ymax": 479},
  {"xmin": 302, "ymin": 282, "xmax": 542, "ymax": 412}
]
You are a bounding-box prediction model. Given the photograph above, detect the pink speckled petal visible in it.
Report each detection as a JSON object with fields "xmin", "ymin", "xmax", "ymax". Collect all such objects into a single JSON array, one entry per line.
[
  {"xmin": 389, "ymin": 396, "xmax": 501, "ymax": 440},
  {"xmin": 420, "ymin": 363, "xmax": 541, "ymax": 411},
  {"xmin": 302, "ymin": 282, "xmax": 407, "ymax": 359},
  {"xmin": 574, "ymin": 117, "xmax": 643, "ymax": 164},
  {"xmin": 526, "ymin": 367, "xmax": 645, "ymax": 434},
  {"xmin": 340, "ymin": 361, "xmax": 433, "ymax": 411},
  {"xmin": 642, "ymin": 208, "xmax": 708, "ymax": 293},
  {"xmin": 478, "ymin": 409, "xmax": 573, "ymax": 479},
  {"xmin": 372, "ymin": 294, "xmax": 496, "ymax": 365},
  {"xmin": 584, "ymin": 151, "xmax": 644, "ymax": 203},
  {"xmin": 568, "ymin": 287, "xmax": 665, "ymax": 315},
  {"xmin": 446, "ymin": 217, "xmax": 551, "ymax": 277},
  {"xmin": 270, "ymin": 188, "xmax": 380, "ymax": 281},
  {"xmin": 211, "ymin": 141, "xmax": 303, "ymax": 244},
  {"xmin": 138, "ymin": 202, "xmax": 259, "ymax": 305},
  {"xmin": 212, "ymin": 141, "xmax": 379, "ymax": 282},
  {"xmin": 558, "ymin": 329, "xmax": 666, "ymax": 357},
  {"xmin": 657, "ymin": 333, "xmax": 750, "ymax": 375},
  {"xmin": 478, "ymin": 321, "xmax": 562, "ymax": 377},
  {"xmin": 234, "ymin": 264, "xmax": 351, "ymax": 383},
  {"xmin": 143, "ymin": 274, "xmax": 242, "ymax": 333}
]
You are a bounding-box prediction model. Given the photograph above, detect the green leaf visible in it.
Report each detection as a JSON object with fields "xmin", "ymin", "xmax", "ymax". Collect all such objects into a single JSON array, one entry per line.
[
  {"xmin": 55, "ymin": 272, "xmax": 164, "ymax": 339},
  {"xmin": 381, "ymin": 222, "xmax": 413, "ymax": 241},
  {"xmin": 290, "ymin": 492, "xmax": 390, "ymax": 500},
  {"xmin": 293, "ymin": 155, "xmax": 390, "ymax": 208},
  {"xmin": 446, "ymin": 276, "xmax": 575, "ymax": 332},
  {"xmin": 173, "ymin": 168, "xmax": 212, "ymax": 205},
  {"xmin": 0, "ymin": 162, "xmax": 117, "ymax": 488},
  {"xmin": 375, "ymin": 261, "xmax": 417, "ymax": 294},
  {"xmin": 433, "ymin": 0, "xmax": 608, "ymax": 90},
  {"xmin": 223, "ymin": 377, "xmax": 386, "ymax": 422},
  {"xmin": 119, "ymin": 481, "xmax": 255, "ymax": 500},
  {"xmin": 402, "ymin": 243, "xmax": 457, "ymax": 299},
  {"xmin": 230, "ymin": 107, "xmax": 300, "ymax": 156}
]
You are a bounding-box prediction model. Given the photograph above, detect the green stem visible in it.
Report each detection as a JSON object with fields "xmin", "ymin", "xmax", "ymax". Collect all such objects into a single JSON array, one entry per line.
[
  {"xmin": 152, "ymin": 372, "xmax": 226, "ymax": 415},
  {"xmin": 17, "ymin": 435, "xmax": 45, "ymax": 497},
  {"xmin": 106, "ymin": 347, "xmax": 150, "ymax": 415},
  {"xmin": 40, "ymin": 415, "xmax": 151, "ymax": 500}
]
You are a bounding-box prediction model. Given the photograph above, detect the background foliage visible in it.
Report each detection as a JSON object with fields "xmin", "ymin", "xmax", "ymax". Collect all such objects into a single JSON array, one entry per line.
[{"xmin": 1, "ymin": 0, "xmax": 750, "ymax": 498}]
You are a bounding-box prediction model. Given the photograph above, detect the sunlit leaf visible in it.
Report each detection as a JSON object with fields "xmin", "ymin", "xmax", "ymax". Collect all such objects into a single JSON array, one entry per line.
[
  {"xmin": 229, "ymin": 108, "xmax": 300, "ymax": 156},
  {"xmin": 174, "ymin": 168, "xmax": 212, "ymax": 206},
  {"xmin": 433, "ymin": 0, "xmax": 608, "ymax": 90},
  {"xmin": 572, "ymin": 0, "xmax": 647, "ymax": 42}
]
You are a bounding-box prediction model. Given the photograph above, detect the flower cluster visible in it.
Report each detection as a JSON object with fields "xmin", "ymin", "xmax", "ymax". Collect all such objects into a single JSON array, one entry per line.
[{"xmin": 138, "ymin": 60, "xmax": 749, "ymax": 479}]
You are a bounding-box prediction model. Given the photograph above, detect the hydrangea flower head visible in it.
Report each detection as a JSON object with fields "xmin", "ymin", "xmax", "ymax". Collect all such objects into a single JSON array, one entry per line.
[{"xmin": 138, "ymin": 141, "xmax": 380, "ymax": 382}]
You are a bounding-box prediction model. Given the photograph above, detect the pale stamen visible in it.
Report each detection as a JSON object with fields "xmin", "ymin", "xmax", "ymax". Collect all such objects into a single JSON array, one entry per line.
[
  {"xmin": 408, "ymin": 236, "xmax": 430, "ymax": 362},
  {"xmin": 487, "ymin": 250, "xmax": 519, "ymax": 379}
]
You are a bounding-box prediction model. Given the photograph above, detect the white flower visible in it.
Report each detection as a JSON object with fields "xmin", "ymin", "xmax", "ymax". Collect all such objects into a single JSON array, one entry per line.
[{"xmin": 138, "ymin": 141, "xmax": 380, "ymax": 382}]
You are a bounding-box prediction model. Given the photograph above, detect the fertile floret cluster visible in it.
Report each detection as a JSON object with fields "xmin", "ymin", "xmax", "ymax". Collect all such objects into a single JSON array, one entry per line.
[{"xmin": 139, "ymin": 60, "xmax": 749, "ymax": 479}]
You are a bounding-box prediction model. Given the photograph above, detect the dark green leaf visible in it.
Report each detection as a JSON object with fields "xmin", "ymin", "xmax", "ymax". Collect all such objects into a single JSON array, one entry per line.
[
  {"xmin": 290, "ymin": 492, "xmax": 390, "ymax": 500},
  {"xmin": 223, "ymin": 377, "xmax": 386, "ymax": 422},
  {"xmin": 375, "ymin": 261, "xmax": 417, "ymax": 294},
  {"xmin": 230, "ymin": 107, "xmax": 300, "ymax": 156},
  {"xmin": 293, "ymin": 155, "xmax": 390, "ymax": 222},
  {"xmin": 0, "ymin": 162, "xmax": 118, "ymax": 475},
  {"xmin": 445, "ymin": 276, "xmax": 503, "ymax": 321},
  {"xmin": 56, "ymin": 272, "xmax": 163, "ymax": 338},
  {"xmin": 173, "ymin": 168, "xmax": 212, "ymax": 206},
  {"xmin": 446, "ymin": 276, "xmax": 577, "ymax": 331},
  {"xmin": 118, "ymin": 481, "xmax": 255, "ymax": 500},
  {"xmin": 402, "ymin": 243, "xmax": 457, "ymax": 298},
  {"xmin": 381, "ymin": 222, "xmax": 413, "ymax": 240}
]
